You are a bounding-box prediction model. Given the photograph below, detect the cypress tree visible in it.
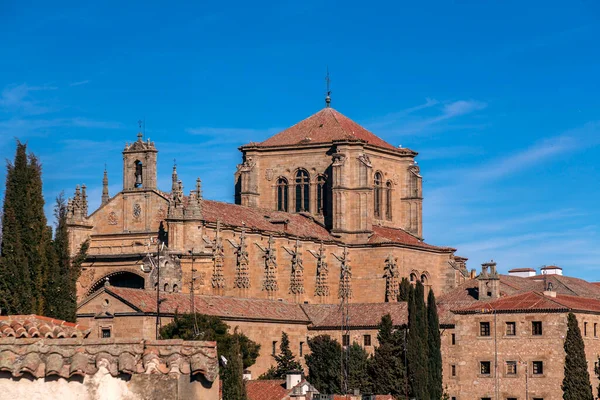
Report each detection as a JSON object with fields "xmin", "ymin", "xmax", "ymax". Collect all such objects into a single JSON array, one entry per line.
[
  {"xmin": 370, "ymin": 313, "xmax": 406, "ymax": 397},
  {"xmin": 407, "ymin": 281, "xmax": 429, "ymax": 399},
  {"xmin": 0, "ymin": 142, "xmax": 46, "ymax": 315},
  {"xmin": 427, "ymin": 289, "xmax": 443, "ymax": 400},
  {"xmin": 347, "ymin": 342, "xmax": 372, "ymax": 394},
  {"xmin": 562, "ymin": 312, "xmax": 593, "ymax": 400},
  {"xmin": 398, "ymin": 277, "xmax": 411, "ymax": 301},
  {"xmin": 221, "ymin": 332, "xmax": 248, "ymax": 400},
  {"xmin": 259, "ymin": 331, "xmax": 303, "ymax": 379},
  {"xmin": 305, "ymin": 334, "xmax": 342, "ymax": 394}
]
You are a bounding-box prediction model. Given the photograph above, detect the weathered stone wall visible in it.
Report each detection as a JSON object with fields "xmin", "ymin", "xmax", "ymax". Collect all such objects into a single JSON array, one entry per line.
[{"xmin": 442, "ymin": 311, "xmax": 600, "ymax": 400}]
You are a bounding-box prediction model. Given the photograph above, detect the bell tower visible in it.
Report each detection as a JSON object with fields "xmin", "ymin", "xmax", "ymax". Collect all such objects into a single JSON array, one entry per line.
[{"xmin": 123, "ymin": 131, "xmax": 158, "ymax": 191}]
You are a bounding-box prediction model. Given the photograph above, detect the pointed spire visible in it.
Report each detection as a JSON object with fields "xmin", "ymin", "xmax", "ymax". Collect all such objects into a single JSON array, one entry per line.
[
  {"xmin": 172, "ymin": 160, "xmax": 178, "ymax": 193},
  {"xmin": 81, "ymin": 184, "xmax": 88, "ymax": 217},
  {"xmin": 195, "ymin": 177, "xmax": 202, "ymax": 200},
  {"xmin": 102, "ymin": 167, "xmax": 109, "ymax": 205}
]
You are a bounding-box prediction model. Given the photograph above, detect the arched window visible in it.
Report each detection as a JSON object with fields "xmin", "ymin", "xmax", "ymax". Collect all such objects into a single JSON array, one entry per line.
[
  {"xmin": 134, "ymin": 160, "xmax": 143, "ymax": 188},
  {"xmin": 295, "ymin": 169, "xmax": 310, "ymax": 212},
  {"xmin": 164, "ymin": 283, "xmax": 169, "ymax": 292},
  {"xmin": 421, "ymin": 274, "xmax": 428, "ymax": 285},
  {"xmin": 277, "ymin": 177, "xmax": 289, "ymax": 211},
  {"xmin": 172, "ymin": 284, "xmax": 179, "ymax": 293},
  {"xmin": 317, "ymin": 175, "xmax": 326, "ymax": 215},
  {"xmin": 374, "ymin": 172, "xmax": 383, "ymax": 218},
  {"xmin": 385, "ymin": 181, "xmax": 393, "ymax": 220},
  {"xmin": 410, "ymin": 273, "xmax": 417, "ymax": 283}
]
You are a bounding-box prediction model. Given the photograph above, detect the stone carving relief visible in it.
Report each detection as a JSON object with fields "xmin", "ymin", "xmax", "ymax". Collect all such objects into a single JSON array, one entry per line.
[
  {"xmin": 383, "ymin": 254, "xmax": 399, "ymax": 302},
  {"xmin": 79, "ymin": 269, "xmax": 96, "ymax": 289},
  {"xmin": 333, "ymin": 247, "xmax": 352, "ymax": 300},
  {"xmin": 309, "ymin": 243, "xmax": 329, "ymax": 297},
  {"xmin": 332, "ymin": 152, "xmax": 346, "ymax": 166},
  {"xmin": 392, "ymin": 173, "xmax": 400, "ymax": 185},
  {"xmin": 133, "ymin": 203, "xmax": 142, "ymax": 220},
  {"xmin": 228, "ymin": 229, "xmax": 250, "ymax": 289},
  {"xmin": 108, "ymin": 211, "xmax": 118, "ymax": 225},
  {"xmin": 284, "ymin": 239, "xmax": 304, "ymax": 294},
  {"xmin": 211, "ymin": 222, "xmax": 225, "ymax": 289},
  {"xmin": 256, "ymin": 235, "xmax": 278, "ymax": 292},
  {"xmin": 265, "ymin": 169, "xmax": 274, "ymax": 181},
  {"xmin": 357, "ymin": 153, "xmax": 372, "ymax": 167}
]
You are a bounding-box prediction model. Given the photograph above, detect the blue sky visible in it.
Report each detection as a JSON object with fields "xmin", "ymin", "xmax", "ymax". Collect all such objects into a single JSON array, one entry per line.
[{"xmin": 1, "ymin": 1, "xmax": 599, "ymax": 279}]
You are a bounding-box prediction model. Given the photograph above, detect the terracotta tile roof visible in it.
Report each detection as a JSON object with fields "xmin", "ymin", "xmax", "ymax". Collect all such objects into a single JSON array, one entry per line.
[
  {"xmin": 0, "ymin": 338, "xmax": 217, "ymax": 381},
  {"xmin": 98, "ymin": 287, "xmax": 311, "ymax": 323},
  {"xmin": 244, "ymin": 108, "xmax": 413, "ymax": 154},
  {"xmin": 202, "ymin": 200, "xmax": 335, "ymax": 242},
  {"xmin": 246, "ymin": 379, "xmax": 290, "ymax": 400},
  {"xmin": 0, "ymin": 315, "xmax": 90, "ymax": 339},
  {"xmin": 309, "ymin": 302, "xmax": 408, "ymax": 329},
  {"xmin": 368, "ymin": 226, "xmax": 455, "ymax": 251}
]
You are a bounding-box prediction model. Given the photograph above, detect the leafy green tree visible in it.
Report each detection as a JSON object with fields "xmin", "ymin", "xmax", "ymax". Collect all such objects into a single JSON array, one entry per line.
[
  {"xmin": 407, "ymin": 281, "xmax": 429, "ymax": 399},
  {"xmin": 160, "ymin": 313, "xmax": 260, "ymax": 371},
  {"xmin": 348, "ymin": 342, "xmax": 372, "ymax": 394},
  {"xmin": 370, "ymin": 313, "xmax": 407, "ymax": 397},
  {"xmin": 0, "ymin": 142, "xmax": 50, "ymax": 315},
  {"xmin": 305, "ymin": 334, "xmax": 342, "ymax": 394},
  {"xmin": 427, "ymin": 289, "xmax": 443, "ymax": 399},
  {"xmin": 562, "ymin": 312, "xmax": 593, "ymax": 400},
  {"xmin": 259, "ymin": 331, "xmax": 303, "ymax": 379},
  {"xmin": 398, "ymin": 277, "xmax": 411, "ymax": 301},
  {"xmin": 221, "ymin": 332, "xmax": 248, "ymax": 400}
]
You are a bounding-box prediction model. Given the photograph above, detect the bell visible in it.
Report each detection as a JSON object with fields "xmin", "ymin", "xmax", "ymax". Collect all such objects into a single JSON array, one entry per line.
[{"xmin": 135, "ymin": 173, "xmax": 142, "ymax": 186}]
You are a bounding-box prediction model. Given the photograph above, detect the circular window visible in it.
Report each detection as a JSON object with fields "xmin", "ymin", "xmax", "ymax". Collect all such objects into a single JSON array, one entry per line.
[{"xmin": 103, "ymin": 298, "xmax": 110, "ymax": 307}]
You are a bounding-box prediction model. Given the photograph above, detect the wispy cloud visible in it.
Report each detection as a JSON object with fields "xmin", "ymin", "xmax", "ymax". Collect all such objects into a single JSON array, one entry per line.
[
  {"xmin": 69, "ymin": 80, "xmax": 90, "ymax": 87},
  {"xmin": 0, "ymin": 83, "xmax": 58, "ymax": 115}
]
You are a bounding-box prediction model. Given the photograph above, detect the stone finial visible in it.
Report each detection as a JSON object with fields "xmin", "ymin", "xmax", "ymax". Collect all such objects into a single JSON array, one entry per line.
[{"xmin": 171, "ymin": 163, "xmax": 178, "ymax": 193}]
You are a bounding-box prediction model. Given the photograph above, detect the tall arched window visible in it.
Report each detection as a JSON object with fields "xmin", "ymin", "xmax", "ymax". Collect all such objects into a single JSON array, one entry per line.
[
  {"xmin": 295, "ymin": 170, "xmax": 310, "ymax": 212},
  {"xmin": 277, "ymin": 177, "xmax": 289, "ymax": 211},
  {"xmin": 385, "ymin": 181, "xmax": 393, "ymax": 220},
  {"xmin": 374, "ymin": 172, "xmax": 383, "ymax": 218},
  {"xmin": 317, "ymin": 175, "xmax": 326, "ymax": 215}
]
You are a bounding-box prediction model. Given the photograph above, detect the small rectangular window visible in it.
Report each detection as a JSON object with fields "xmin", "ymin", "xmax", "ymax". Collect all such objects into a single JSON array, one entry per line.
[
  {"xmin": 481, "ymin": 397, "xmax": 492, "ymax": 400},
  {"xmin": 299, "ymin": 342, "xmax": 304, "ymax": 357},
  {"xmin": 363, "ymin": 334, "xmax": 372, "ymax": 346},
  {"xmin": 101, "ymin": 328, "xmax": 111, "ymax": 338},
  {"xmin": 480, "ymin": 322, "xmax": 491, "ymax": 337},
  {"xmin": 272, "ymin": 341, "xmax": 277, "ymax": 355},
  {"xmin": 532, "ymin": 398, "xmax": 544, "ymax": 400},
  {"xmin": 594, "ymin": 323, "xmax": 597, "ymax": 337},
  {"xmin": 532, "ymin": 321, "xmax": 542, "ymax": 335},
  {"xmin": 480, "ymin": 361, "xmax": 491, "ymax": 375},
  {"xmin": 584, "ymin": 322, "xmax": 588, "ymax": 336},
  {"xmin": 505, "ymin": 322, "xmax": 516, "ymax": 336},
  {"xmin": 507, "ymin": 398, "xmax": 517, "ymax": 400},
  {"xmin": 451, "ymin": 364, "xmax": 456, "ymax": 377},
  {"xmin": 342, "ymin": 334, "xmax": 350, "ymax": 346},
  {"xmin": 451, "ymin": 333, "xmax": 456, "ymax": 345},
  {"xmin": 532, "ymin": 361, "xmax": 544, "ymax": 375},
  {"xmin": 506, "ymin": 361, "xmax": 517, "ymax": 375}
]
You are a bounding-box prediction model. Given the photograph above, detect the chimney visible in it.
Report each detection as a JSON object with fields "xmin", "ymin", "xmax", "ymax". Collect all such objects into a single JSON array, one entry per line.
[
  {"xmin": 543, "ymin": 281, "xmax": 557, "ymax": 298},
  {"xmin": 242, "ymin": 369, "xmax": 251, "ymax": 381},
  {"xmin": 286, "ymin": 370, "xmax": 302, "ymax": 390}
]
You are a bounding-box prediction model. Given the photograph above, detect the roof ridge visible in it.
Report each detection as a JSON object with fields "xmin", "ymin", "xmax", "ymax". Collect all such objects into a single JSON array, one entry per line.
[{"xmin": 328, "ymin": 108, "xmax": 355, "ymax": 140}]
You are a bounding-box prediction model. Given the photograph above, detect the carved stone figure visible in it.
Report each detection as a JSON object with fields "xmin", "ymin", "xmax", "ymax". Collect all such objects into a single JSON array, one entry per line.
[{"xmin": 383, "ymin": 254, "xmax": 399, "ymax": 302}]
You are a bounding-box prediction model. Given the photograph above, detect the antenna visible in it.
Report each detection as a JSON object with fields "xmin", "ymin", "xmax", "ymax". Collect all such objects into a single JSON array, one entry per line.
[{"xmin": 325, "ymin": 67, "xmax": 331, "ymax": 108}]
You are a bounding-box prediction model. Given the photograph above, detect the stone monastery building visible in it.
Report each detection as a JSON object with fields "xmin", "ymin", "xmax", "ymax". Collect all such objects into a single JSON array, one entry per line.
[
  {"xmin": 68, "ymin": 104, "xmax": 469, "ymax": 305},
  {"xmin": 69, "ymin": 103, "xmax": 600, "ymax": 399}
]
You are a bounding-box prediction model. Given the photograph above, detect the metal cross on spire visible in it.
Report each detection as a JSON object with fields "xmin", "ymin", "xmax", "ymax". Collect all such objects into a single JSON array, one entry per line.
[{"xmin": 325, "ymin": 67, "xmax": 331, "ymax": 108}]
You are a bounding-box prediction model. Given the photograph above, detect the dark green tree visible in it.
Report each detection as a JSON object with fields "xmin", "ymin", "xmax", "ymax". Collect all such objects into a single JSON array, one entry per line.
[
  {"xmin": 398, "ymin": 277, "xmax": 411, "ymax": 301},
  {"xmin": 160, "ymin": 313, "xmax": 260, "ymax": 371},
  {"xmin": 427, "ymin": 289, "xmax": 443, "ymax": 400},
  {"xmin": 347, "ymin": 342, "xmax": 372, "ymax": 394},
  {"xmin": 370, "ymin": 313, "xmax": 407, "ymax": 397},
  {"xmin": 305, "ymin": 334, "xmax": 342, "ymax": 394},
  {"xmin": 407, "ymin": 281, "xmax": 429, "ymax": 399},
  {"xmin": 562, "ymin": 312, "xmax": 593, "ymax": 400},
  {"xmin": 259, "ymin": 331, "xmax": 303, "ymax": 379},
  {"xmin": 0, "ymin": 142, "xmax": 50, "ymax": 315},
  {"xmin": 221, "ymin": 332, "xmax": 248, "ymax": 400},
  {"xmin": 45, "ymin": 194, "xmax": 88, "ymax": 322}
]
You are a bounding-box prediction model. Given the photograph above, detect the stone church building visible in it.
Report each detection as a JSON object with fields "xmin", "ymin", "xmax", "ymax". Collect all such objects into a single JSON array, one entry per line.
[{"xmin": 68, "ymin": 104, "xmax": 469, "ymax": 305}]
